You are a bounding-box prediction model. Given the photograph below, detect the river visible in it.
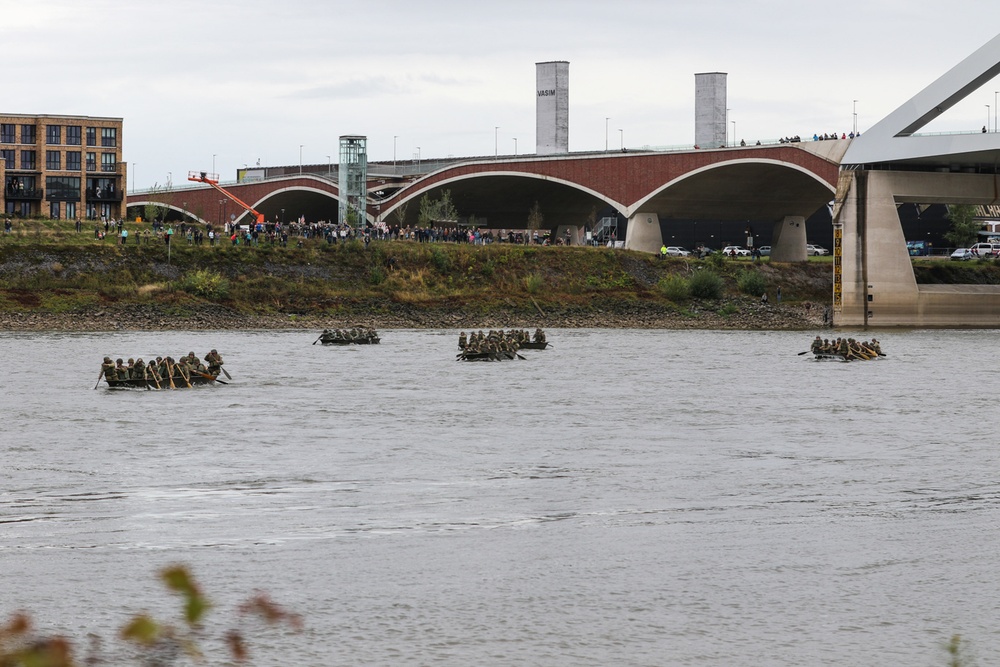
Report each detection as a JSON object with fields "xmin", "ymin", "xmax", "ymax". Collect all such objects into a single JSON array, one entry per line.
[{"xmin": 2, "ymin": 328, "xmax": 999, "ymax": 666}]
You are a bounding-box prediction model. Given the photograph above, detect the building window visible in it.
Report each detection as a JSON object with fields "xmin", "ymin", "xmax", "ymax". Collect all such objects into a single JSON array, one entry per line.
[
  {"xmin": 66, "ymin": 151, "xmax": 81, "ymax": 171},
  {"xmin": 46, "ymin": 125, "xmax": 61, "ymax": 145},
  {"xmin": 21, "ymin": 125, "xmax": 36, "ymax": 144},
  {"xmin": 66, "ymin": 126, "xmax": 82, "ymax": 146},
  {"xmin": 65, "ymin": 202, "xmax": 76, "ymax": 219},
  {"xmin": 0, "ymin": 124, "xmax": 14, "ymax": 143},
  {"xmin": 101, "ymin": 128, "xmax": 117, "ymax": 147},
  {"xmin": 86, "ymin": 127, "xmax": 96, "ymax": 146},
  {"xmin": 46, "ymin": 176, "xmax": 81, "ymax": 200},
  {"xmin": 1, "ymin": 149, "xmax": 14, "ymax": 168},
  {"xmin": 21, "ymin": 150, "xmax": 36, "ymax": 170},
  {"xmin": 46, "ymin": 150, "xmax": 61, "ymax": 170},
  {"xmin": 101, "ymin": 153, "xmax": 116, "ymax": 172},
  {"xmin": 86, "ymin": 152, "xmax": 97, "ymax": 171},
  {"xmin": 50, "ymin": 201, "xmax": 61, "ymax": 219}
]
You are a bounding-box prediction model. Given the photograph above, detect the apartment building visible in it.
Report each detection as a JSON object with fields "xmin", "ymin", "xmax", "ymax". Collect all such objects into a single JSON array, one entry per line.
[{"xmin": 1, "ymin": 113, "xmax": 127, "ymax": 220}]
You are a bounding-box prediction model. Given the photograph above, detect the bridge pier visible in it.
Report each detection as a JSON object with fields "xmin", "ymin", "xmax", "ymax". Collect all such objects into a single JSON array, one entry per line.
[
  {"xmin": 623, "ymin": 212, "xmax": 662, "ymax": 253},
  {"xmin": 835, "ymin": 170, "xmax": 1000, "ymax": 327},
  {"xmin": 769, "ymin": 216, "xmax": 808, "ymax": 262}
]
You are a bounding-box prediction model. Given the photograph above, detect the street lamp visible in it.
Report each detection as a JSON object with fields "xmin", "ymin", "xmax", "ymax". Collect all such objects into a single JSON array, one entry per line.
[
  {"xmin": 393, "ymin": 135, "xmax": 398, "ymax": 171},
  {"xmin": 167, "ymin": 171, "xmax": 171, "ymax": 188},
  {"xmin": 131, "ymin": 163, "xmax": 136, "ymax": 193},
  {"xmin": 416, "ymin": 147, "xmax": 421, "ymax": 170},
  {"xmin": 513, "ymin": 137, "xmax": 517, "ymax": 155},
  {"xmin": 853, "ymin": 99, "xmax": 858, "ymax": 135},
  {"xmin": 326, "ymin": 155, "xmax": 331, "ymax": 176},
  {"xmin": 731, "ymin": 120, "xmax": 736, "ymax": 147},
  {"xmin": 299, "ymin": 145, "xmax": 303, "ymax": 174},
  {"xmin": 618, "ymin": 129, "xmax": 623, "ymax": 151},
  {"xmin": 494, "ymin": 126, "xmax": 499, "ymax": 158},
  {"xmin": 726, "ymin": 108, "xmax": 731, "ymax": 146},
  {"xmin": 605, "ymin": 117, "xmax": 610, "ymax": 152},
  {"xmin": 212, "ymin": 154, "xmax": 216, "ymax": 173}
]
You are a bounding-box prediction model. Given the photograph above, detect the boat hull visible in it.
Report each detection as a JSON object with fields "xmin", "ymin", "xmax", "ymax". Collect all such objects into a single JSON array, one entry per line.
[
  {"xmin": 104, "ymin": 373, "xmax": 219, "ymax": 389},
  {"xmin": 320, "ymin": 338, "xmax": 380, "ymax": 345}
]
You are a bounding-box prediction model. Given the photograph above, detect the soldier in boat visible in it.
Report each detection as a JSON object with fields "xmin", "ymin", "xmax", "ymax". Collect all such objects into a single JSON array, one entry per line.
[
  {"xmin": 115, "ymin": 358, "xmax": 128, "ymax": 380},
  {"xmin": 100, "ymin": 357, "xmax": 115, "ymax": 382},
  {"xmin": 533, "ymin": 328, "xmax": 546, "ymax": 344},
  {"xmin": 811, "ymin": 336, "xmax": 823, "ymax": 354},
  {"xmin": 458, "ymin": 331, "xmax": 467, "ymax": 349},
  {"xmin": 205, "ymin": 349, "xmax": 224, "ymax": 375},
  {"xmin": 134, "ymin": 358, "xmax": 146, "ymax": 380}
]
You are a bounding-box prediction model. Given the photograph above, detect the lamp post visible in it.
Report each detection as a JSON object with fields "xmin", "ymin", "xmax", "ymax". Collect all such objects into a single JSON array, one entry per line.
[
  {"xmin": 416, "ymin": 147, "xmax": 421, "ymax": 170},
  {"xmin": 605, "ymin": 117, "xmax": 610, "ymax": 152},
  {"xmin": 494, "ymin": 126, "xmax": 499, "ymax": 158},
  {"xmin": 619, "ymin": 129, "xmax": 623, "ymax": 151},
  {"xmin": 987, "ymin": 106, "xmax": 991, "ymax": 132},
  {"xmin": 731, "ymin": 120, "xmax": 736, "ymax": 147},
  {"xmin": 131, "ymin": 163, "xmax": 136, "ymax": 193},
  {"xmin": 299, "ymin": 145, "xmax": 303, "ymax": 174},
  {"xmin": 726, "ymin": 108, "xmax": 731, "ymax": 146},
  {"xmin": 513, "ymin": 137, "xmax": 517, "ymax": 155},
  {"xmin": 167, "ymin": 171, "xmax": 171, "ymax": 188},
  {"xmin": 326, "ymin": 155, "xmax": 331, "ymax": 176},
  {"xmin": 853, "ymin": 99, "xmax": 858, "ymax": 135},
  {"xmin": 393, "ymin": 135, "xmax": 398, "ymax": 171},
  {"xmin": 212, "ymin": 154, "xmax": 216, "ymax": 174}
]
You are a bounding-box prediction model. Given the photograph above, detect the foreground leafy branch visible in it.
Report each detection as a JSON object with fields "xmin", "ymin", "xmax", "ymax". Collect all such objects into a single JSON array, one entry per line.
[{"xmin": 0, "ymin": 564, "xmax": 301, "ymax": 666}]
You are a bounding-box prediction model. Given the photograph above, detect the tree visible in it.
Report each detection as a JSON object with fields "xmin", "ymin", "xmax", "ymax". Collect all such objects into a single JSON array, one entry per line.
[
  {"xmin": 527, "ymin": 200, "xmax": 544, "ymax": 230},
  {"xmin": 392, "ymin": 199, "xmax": 409, "ymax": 226},
  {"xmin": 416, "ymin": 190, "xmax": 459, "ymax": 227},
  {"xmin": 143, "ymin": 182, "xmax": 171, "ymax": 225},
  {"xmin": 944, "ymin": 204, "xmax": 981, "ymax": 247}
]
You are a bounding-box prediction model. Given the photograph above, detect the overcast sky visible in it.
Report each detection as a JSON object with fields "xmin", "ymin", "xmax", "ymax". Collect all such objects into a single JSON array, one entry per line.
[{"xmin": 7, "ymin": 0, "xmax": 1000, "ymax": 189}]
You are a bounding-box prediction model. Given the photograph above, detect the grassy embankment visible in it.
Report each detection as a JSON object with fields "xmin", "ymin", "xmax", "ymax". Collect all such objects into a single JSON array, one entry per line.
[{"xmin": 0, "ymin": 218, "xmax": 835, "ymax": 327}]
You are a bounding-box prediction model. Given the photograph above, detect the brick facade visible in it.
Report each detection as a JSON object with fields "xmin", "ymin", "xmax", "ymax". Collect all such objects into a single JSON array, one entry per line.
[{"xmin": 1, "ymin": 113, "xmax": 126, "ymax": 221}]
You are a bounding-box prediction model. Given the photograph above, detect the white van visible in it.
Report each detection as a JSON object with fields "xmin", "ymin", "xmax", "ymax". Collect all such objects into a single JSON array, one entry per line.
[{"xmin": 968, "ymin": 242, "xmax": 1000, "ymax": 257}]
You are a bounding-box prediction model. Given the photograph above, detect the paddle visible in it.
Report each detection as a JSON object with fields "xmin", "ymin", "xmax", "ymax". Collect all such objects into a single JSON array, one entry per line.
[
  {"xmin": 220, "ymin": 367, "xmax": 232, "ymax": 379},
  {"xmin": 93, "ymin": 369, "xmax": 104, "ymax": 389},
  {"xmin": 179, "ymin": 365, "xmax": 192, "ymax": 388},
  {"xmin": 312, "ymin": 336, "xmax": 323, "ymax": 345},
  {"xmin": 165, "ymin": 361, "xmax": 177, "ymax": 389},
  {"xmin": 797, "ymin": 351, "xmax": 811, "ymax": 356},
  {"xmin": 148, "ymin": 368, "xmax": 161, "ymax": 390},
  {"xmin": 193, "ymin": 370, "xmax": 228, "ymax": 385}
]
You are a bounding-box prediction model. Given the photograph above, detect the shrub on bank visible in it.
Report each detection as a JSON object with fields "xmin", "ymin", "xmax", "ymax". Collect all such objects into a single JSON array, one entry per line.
[
  {"xmin": 688, "ymin": 268, "xmax": 724, "ymax": 299},
  {"xmin": 736, "ymin": 270, "xmax": 767, "ymax": 297},
  {"xmin": 658, "ymin": 274, "xmax": 690, "ymax": 301}
]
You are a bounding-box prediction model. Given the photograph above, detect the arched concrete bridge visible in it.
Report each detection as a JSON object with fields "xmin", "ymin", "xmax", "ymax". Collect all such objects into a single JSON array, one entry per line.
[{"xmin": 131, "ymin": 142, "xmax": 845, "ymax": 260}]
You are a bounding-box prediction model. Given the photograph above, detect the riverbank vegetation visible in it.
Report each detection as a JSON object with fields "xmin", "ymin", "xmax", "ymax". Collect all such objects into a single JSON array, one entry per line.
[{"xmin": 0, "ymin": 219, "xmax": 837, "ymax": 329}]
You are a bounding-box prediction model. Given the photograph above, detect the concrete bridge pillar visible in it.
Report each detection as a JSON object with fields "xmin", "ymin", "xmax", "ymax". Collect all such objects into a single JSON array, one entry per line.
[
  {"xmin": 624, "ymin": 212, "xmax": 662, "ymax": 253},
  {"xmin": 554, "ymin": 224, "xmax": 584, "ymax": 245},
  {"xmin": 769, "ymin": 216, "xmax": 807, "ymax": 262}
]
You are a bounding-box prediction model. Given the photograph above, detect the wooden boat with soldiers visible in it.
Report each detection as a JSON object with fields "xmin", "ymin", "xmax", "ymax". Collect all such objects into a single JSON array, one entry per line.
[
  {"xmin": 805, "ymin": 336, "xmax": 884, "ymax": 362},
  {"xmin": 458, "ymin": 328, "xmax": 547, "ymax": 351},
  {"xmin": 315, "ymin": 327, "xmax": 380, "ymax": 345},
  {"xmin": 458, "ymin": 349, "xmax": 524, "ymax": 362},
  {"xmin": 96, "ymin": 351, "xmax": 229, "ymax": 390}
]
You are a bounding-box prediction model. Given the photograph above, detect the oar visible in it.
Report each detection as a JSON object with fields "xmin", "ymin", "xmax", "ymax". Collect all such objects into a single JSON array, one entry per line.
[
  {"xmin": 165, "ymin": 362, "xmax": 177, "ymax": 389},
  {"xmin": 797, "ymin": 351, "xmax": 811, "ymax": 356},
  {"xmin": 148, "ymin": 369, "xmax": 161, "ymax": 390},
  {"xmin": 93, "ymin": 369, "xmax": 104, "ymax": 389},
  {"xmin": 179, "ymin": 366, "xmax": 192, "ymax": 388},
  {"xmin": 312, "ymin": 336, "xmax": 323, "ymax": 345},
  {"xmin": 193, "ymin": 370, "xmax": 228, "ymax": 385},
  {"xmin": 219, "ymin": 366, "xmax": 232, "ymax": 379}
]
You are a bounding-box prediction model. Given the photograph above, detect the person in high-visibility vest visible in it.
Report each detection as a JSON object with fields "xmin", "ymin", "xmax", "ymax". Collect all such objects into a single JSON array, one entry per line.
[{"xmin": 660, "ymin": 244, "xmax": 668, "ymax": 260}]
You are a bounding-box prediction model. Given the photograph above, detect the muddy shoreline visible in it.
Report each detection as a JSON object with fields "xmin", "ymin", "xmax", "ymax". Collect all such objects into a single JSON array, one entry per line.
[{"xmin": 0, "ymin": 300, "xmax": 830, "ymax": 332}]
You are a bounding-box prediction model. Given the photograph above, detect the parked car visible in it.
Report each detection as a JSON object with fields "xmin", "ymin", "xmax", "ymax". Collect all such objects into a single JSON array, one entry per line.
[
  {"xmin": 722, "ymin": 245, "xmax": 751, "ymax": 256},
  {"xmin": 758, "ymin": 245, "xmax": 771, "ymax": 256},
  {"xmin": 950, "ymin": 248, "xmax": 973, "ymax": 261},
  {"xmin": 806, "ymin": 244, "xmax": 829, "ymax": 256},
  {"xmin": 665, "ymin": 246, "xmax": 691, "ymax": 257}
]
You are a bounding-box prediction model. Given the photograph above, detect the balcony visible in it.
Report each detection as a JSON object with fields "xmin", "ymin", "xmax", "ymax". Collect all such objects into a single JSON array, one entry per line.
[
  {"xmin": 5, "ymin": 187, "xmax": 44, "ymax": 200},
  {"xmin": 86, "ymin": 188, "xmax": 123, "ymax": 201}
]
